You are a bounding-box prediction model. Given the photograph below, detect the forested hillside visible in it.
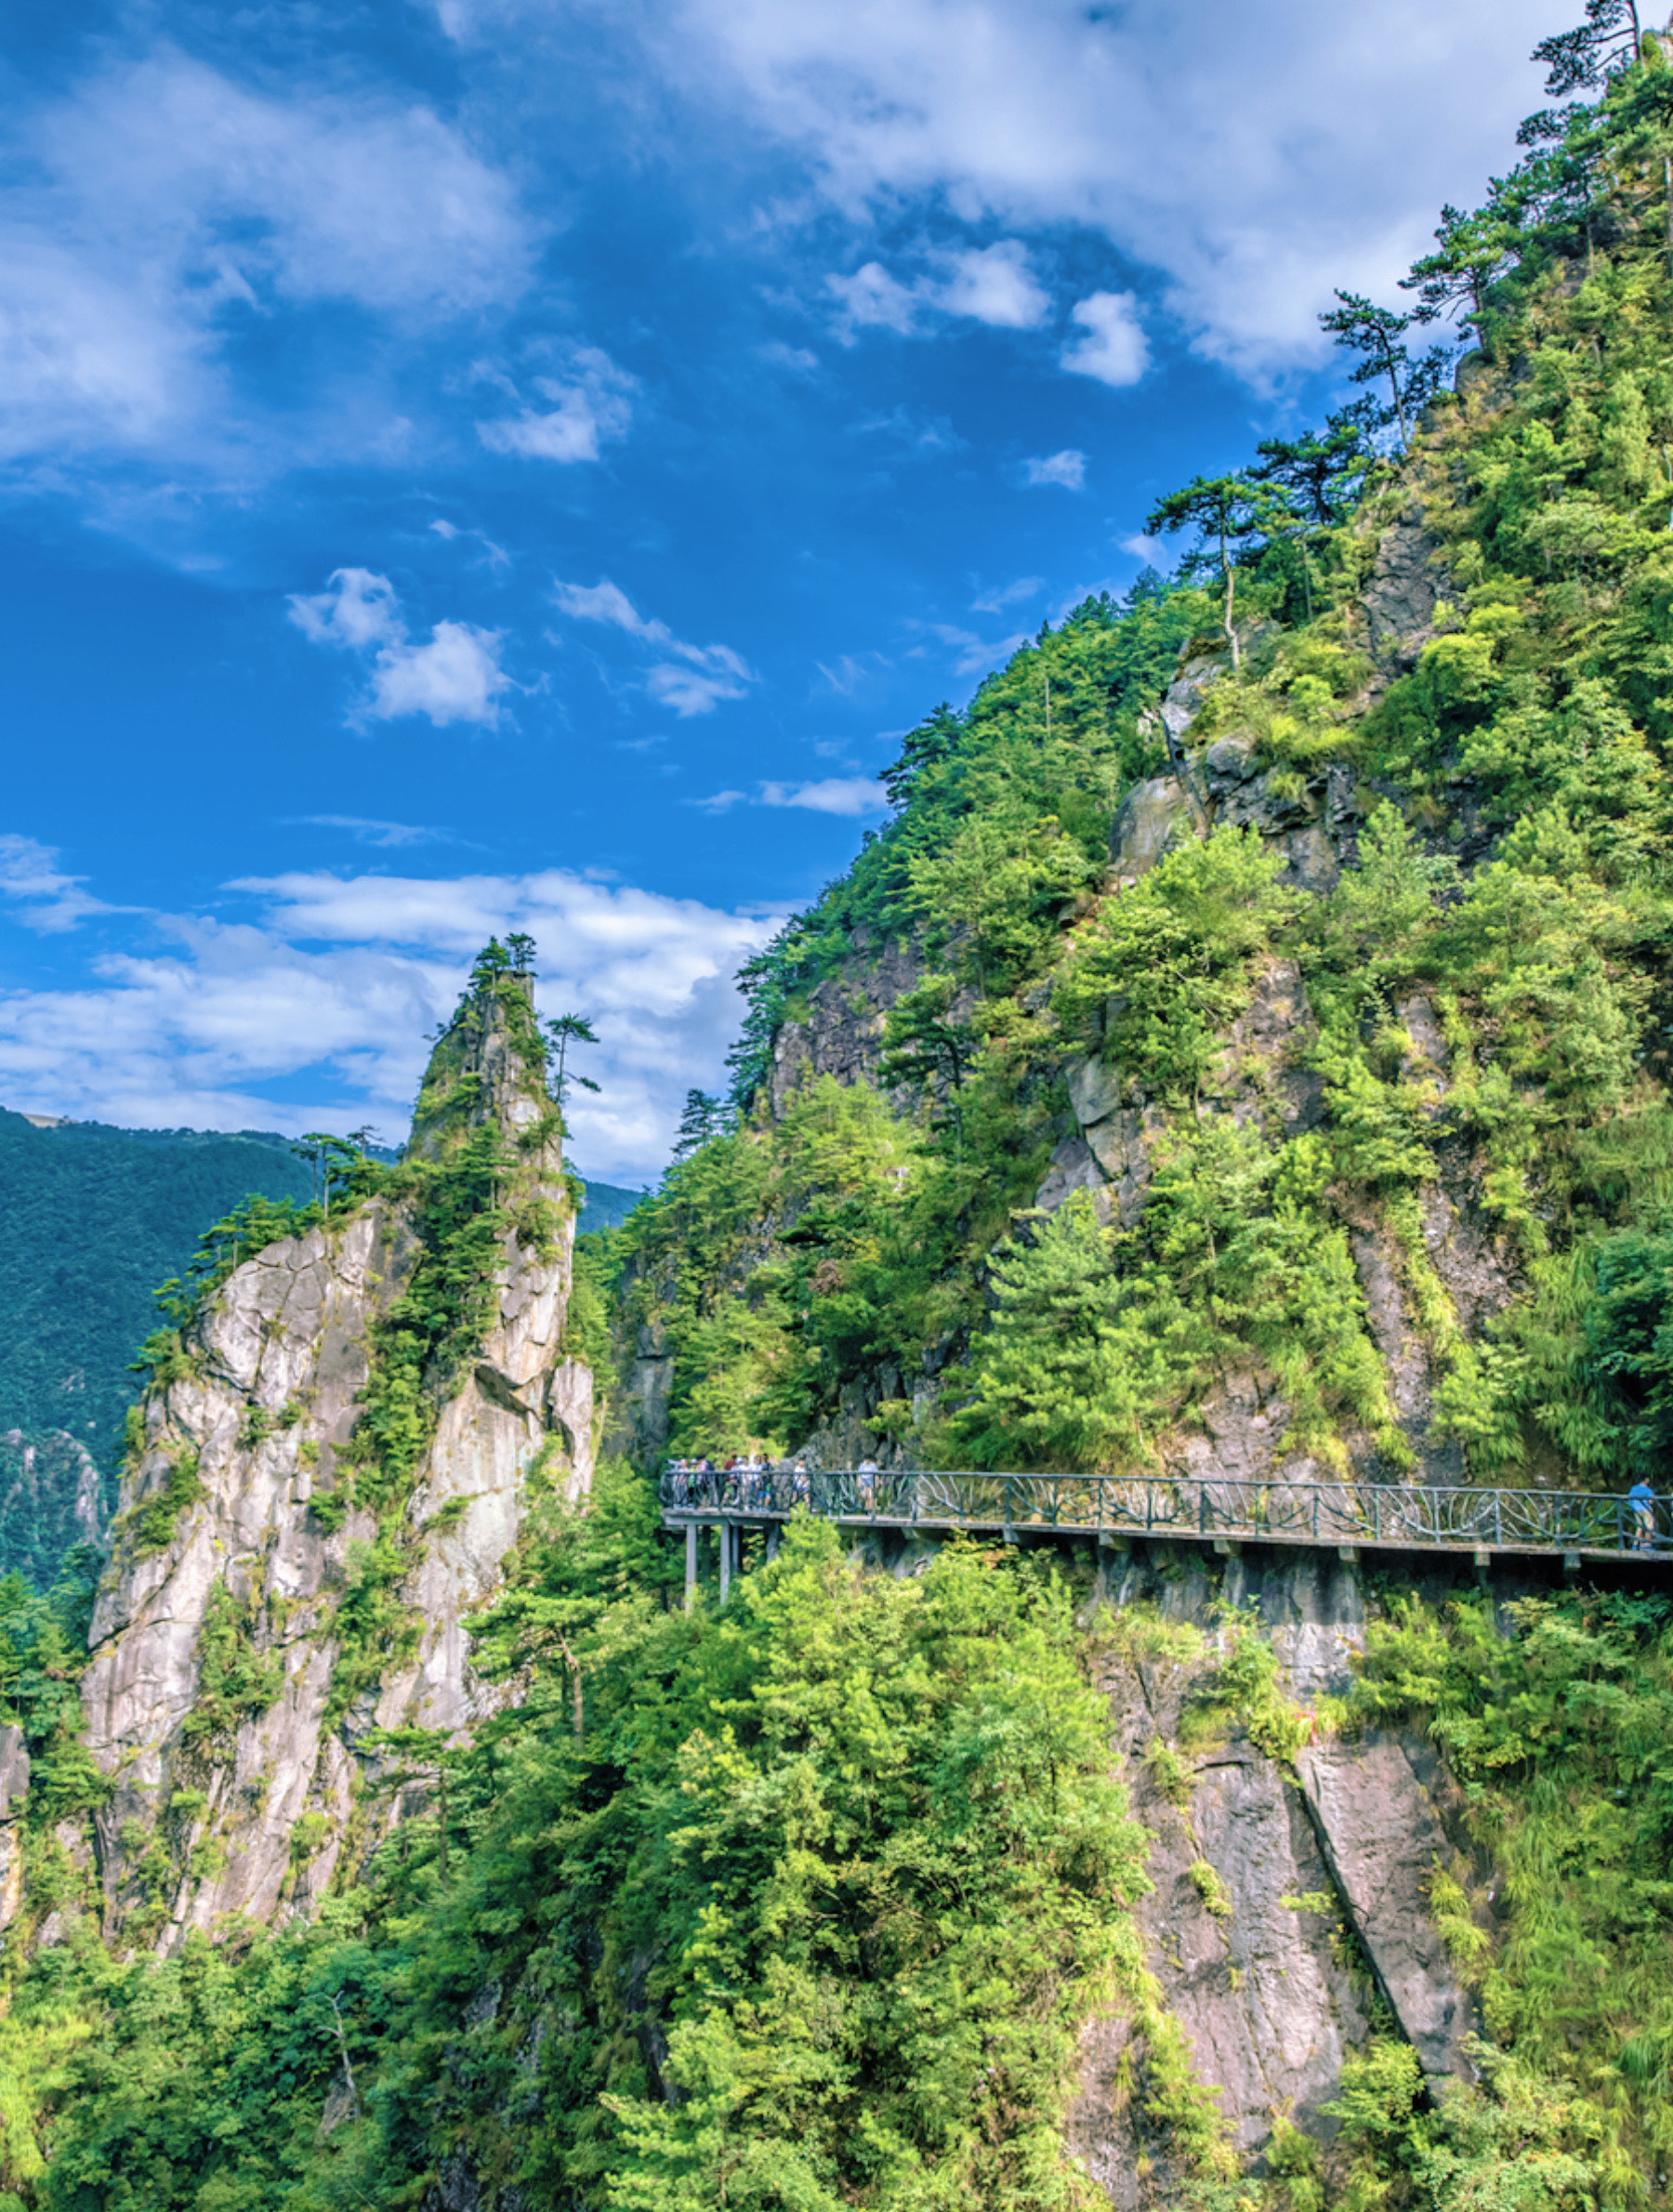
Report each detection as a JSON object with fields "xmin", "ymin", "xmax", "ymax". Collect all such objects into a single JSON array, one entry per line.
[
  {"xmin": 6, "ymin": 10, "xmax": 1673, "ymax": 2211},
  {"xmin": 606, "ymin": 16, "xmax": 1673, "ymax": 1495}
]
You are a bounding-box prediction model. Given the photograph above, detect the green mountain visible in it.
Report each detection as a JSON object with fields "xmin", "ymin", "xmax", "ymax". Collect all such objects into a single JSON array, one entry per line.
[
  {"xmin": 7, "ymin": 16, "xmax": 1673, "ymax": 2212},
  {"xmin": 573, "ymin": 1171, "xmax": 647, "ymax": 1233},
  {"xmin": 0, "ymin": 1111, "xmax": 315, "ymax": 1536}
]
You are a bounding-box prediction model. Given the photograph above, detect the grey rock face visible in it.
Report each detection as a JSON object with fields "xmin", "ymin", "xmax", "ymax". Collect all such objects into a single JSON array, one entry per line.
[
  {"xmin": 1173, "ymin": 1741, "xmax": 1370, "ymax": 2144},
  {"xmin": 1201, "ymin": 734, "xmax": 1259, "ymax": 797},
  {"xmin": 1046, "ymin": 1055, "xmax": 1164, "ymax": 1227},
  {"xmin": 1204, "ymin": 957, "xmax": 1324, "ymax": 1134},
  {"xmin": 1298, "ymin": 1731, "xmax": 1477, "ymax": 2077},
  {"xmin": 1363, "ymin": 510, "xmax": 1446, "ymax": 668},
  {"xmin": 1110, "ymin": 777, "xmax": 1197, "ymax": 879},
  {"xmin": 1034, "ymin": 1131, "xmax": 1107, "ymax": 1216},
  {"xmin": 766, "ymin": 930, "xmax": 929, "ymax": 1114},
  {"xmin": 1069, "ymin": 1548, "xmax": 1479, "ymax": 2204},
  {"xmin": 81, "ymin": 982, "xmax": 591, "ymax": 1951},
  {"xmin": 0, "ymin": 1724, "xmax": 30, "ymax": 1929}
]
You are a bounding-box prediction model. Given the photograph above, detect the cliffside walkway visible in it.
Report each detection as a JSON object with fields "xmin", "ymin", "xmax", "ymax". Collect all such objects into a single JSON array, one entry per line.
[{"xmin": 660, "ymin": 1468, "xmax": 1673, "ymax": 1600}]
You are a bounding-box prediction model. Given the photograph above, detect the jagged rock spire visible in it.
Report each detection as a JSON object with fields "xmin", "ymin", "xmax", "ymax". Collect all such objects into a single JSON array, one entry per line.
[{"xmin": 74, "ymin": 941, "xmax": 592, "ymax": 1952}]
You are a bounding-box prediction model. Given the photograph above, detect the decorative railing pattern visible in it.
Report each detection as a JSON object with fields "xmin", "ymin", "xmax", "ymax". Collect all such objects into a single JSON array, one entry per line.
[{"xmin": 658, "ymin": 1468, "xmax": 1666, "ymax": 1559}]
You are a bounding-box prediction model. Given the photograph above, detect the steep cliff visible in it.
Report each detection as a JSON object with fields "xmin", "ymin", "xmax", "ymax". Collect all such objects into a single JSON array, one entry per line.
[{"xmin": 77, "ymin": 960, "xmax": 593, "ymax": 1950}]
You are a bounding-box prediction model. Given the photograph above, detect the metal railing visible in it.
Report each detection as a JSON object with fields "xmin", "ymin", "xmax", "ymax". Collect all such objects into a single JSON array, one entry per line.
[{"xmin": 658, "ymin": 1467, "xmax": 1668, "ymax": 1560}]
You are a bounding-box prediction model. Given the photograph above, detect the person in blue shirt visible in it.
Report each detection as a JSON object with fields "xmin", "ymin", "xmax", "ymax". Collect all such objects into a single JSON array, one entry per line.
[{"xmin": 1627, "ymin": 1479, "xmax": 1657, "ymax": 1552}]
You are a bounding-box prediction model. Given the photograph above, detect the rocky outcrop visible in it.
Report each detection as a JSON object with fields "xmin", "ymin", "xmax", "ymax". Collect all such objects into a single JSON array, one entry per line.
[
  {"xmin": 1362, "ymin": 507, "xmax": 1446, "ymax": 670},
  {"xmin": 0, "ymin": 1429, "xmax": 108, "ymax": 1583},
  {"xmin": 1298, "ymin": 1732, "xmax": 1477, "ymax": 2077},
  {"xmin": 1109, "ymin": 777, "xmax": 1197, "ymax": 881},
  {"xmin": 0, "ymin": 1726, "xmax": 29, "ymax": 1929},
  {"xmin": 80, "ymin": 974, "xmax": 591, "ymax": 1951},
  {"xmin": 1070, "ymin": 1546, "xmax": 1477, "ymax": 2203},
  {"xmin": 766, "ymin": 930, "xmax": 929, "ymax": 1114}
]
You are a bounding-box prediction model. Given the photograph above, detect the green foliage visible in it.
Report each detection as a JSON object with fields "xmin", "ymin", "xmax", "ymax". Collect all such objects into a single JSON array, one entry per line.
[
  {"xmin": 17, "ymin": 1498, "xmax": 1192, "ymax": 2212},
  {"xmin": 1057, "ymin": 828, "xmax": 1297, "ymax": 1103},
  {"xmin": 178, "ymin": 1584, "xmax": 283, "ymax": 1750},
  {"xmin": 0, "ymin": 1548, "xmax": 105, "ymax": 1827},
  {"xmin": 1348, "ymin": 1588, "xmax": 1673, "ymax": 2190},
  {"xmin": 121, "ymin": 1453, "xmax": 204, "ymax": 1561},
  {"xmin": 726, "ymin": 577, "xmax": 1202, "ymax": 1113},
  {"xmin": 955, "ymin": 1192, "xmax": 1177, "ymax": 1468},
  {"xmin": 1211, "ymin": 1605, "xmax": 1316, "ymax": 1765}
]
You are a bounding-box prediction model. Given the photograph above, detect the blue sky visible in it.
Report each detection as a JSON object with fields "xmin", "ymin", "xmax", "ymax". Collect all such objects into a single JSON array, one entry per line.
[{"xmin": 0, "ymin": 0, "xmax": 1551, "ymax": 1181}]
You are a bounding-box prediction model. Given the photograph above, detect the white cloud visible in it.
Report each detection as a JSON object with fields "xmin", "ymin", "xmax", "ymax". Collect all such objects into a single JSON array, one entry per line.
[
  {"xmin": 971, "ymin": 575, "xmax": 1043, "ymax": 612},
  {"xmin": 553, "ymin": 577, "xmax": 755, "ymax": 717},
  {"xmin": 293, "ymin": 817, "xmax": 456, "ymax": 848},
  {"xmin": 476, "ymin": 347, "xmax": 636, "ymax": 462},
  {"xmin": 0, "ymin": 836, "xmax": 119, "ymax": 934},
  {"xmin": 1060, "ymin": 292, "xmax": 1148, "ymax": 387},
  {"xmin": 760, "ymin": 777, "xmax": 887, "ymax": 817},
  {"xmin": 826, "ymin": 260, "xmax": 920, "ymax": 336},
  {"xmin": 0, "ymin": 867, "xmax": 784, "ymax": 1182},
  {"xmin": 1120, "ymin": 531, "xmax": 1168, "ymax": 565},
  {"xmin": 691, "ymin": 777, "xmax": 888, "ymax": 818},
  {"xmin": 553, "ymin": 579, "xmax": 664, "ymax": 638},
  {"xmin": 668, "ymin": 0, "xmax": 1551, "ymax": 373},
  {"xmin": 826, "ymin": 237, "xmax": 1048, "ymax": 340},
  {"xmin": 922, "ymin": 621, "xmax": 1029, "ymax": 679},
  {"xmin": 934, "ymin": 240, "xmax": 1049, "ymax": 328},
  {"xmin": 0, "ymin": 54, "xmax": 533, "ymax": 469},
  {"xmin": 289, "ymin": 569, "xmax": 512, "ymax": 728},
  {"xmin": 1024, "ymin": 449, "xmax": 1087, "ymax": 490}
]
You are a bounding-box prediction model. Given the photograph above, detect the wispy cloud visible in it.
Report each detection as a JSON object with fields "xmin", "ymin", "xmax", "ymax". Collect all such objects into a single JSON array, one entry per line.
[
  {"xmin": 552, "ymin": 578, "xmax": 754, "ymax": 717},
  {"xmin": 971, "ymin": 576, "xmax": 1044, "ymax": 612},
  {"xmin": 933, "ymin": 241, "xmax": 1050, "ymax": 328},
  {"xmin": 691, "ymin": 777, "xmax": 888, "ymax": 819},
  {"xmin": 1023, "ymin": 449, "xmax": 1087, "ymax": 489},
  {"xmin": 922, "ymin": 622, "xmax": 1029, "ymax": 679},
  {"xmin": 761, "ymin": 776, "xmax": 887, "ymax": 817},
  {"xmin": 1120, "ymin": 531, "xmax": 1169, "ymax": 565},
  {"xmin": 476, "ymin": 347, "xmax": 637, "ymax": 463},
  {"xmin": 0, "ymin": 836, "xmax": 123, "ymax": 934},
  {"xmin": 290, "ymin": 816, "xmax": 459, "ymax": 849},
  {"xmin": 672, "ymin": 0, "xmax": 1546, "ymax": 375},
  {"xmin": 0, "ymin": 54, "xmax": 533, "ymax": 475},
  {"xmin": 288, "ymin": 570, "xmax": 512, "ymax": 728},
  {"xmin": 827, "ymin": 261, "xmax": 919, "ymax": 336}
]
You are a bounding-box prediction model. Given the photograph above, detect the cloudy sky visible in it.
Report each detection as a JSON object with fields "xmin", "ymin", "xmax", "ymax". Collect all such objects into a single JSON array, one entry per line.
[{"xmin": 0, "ymin": 0, "xmax": 1551, "ymax": 1181}]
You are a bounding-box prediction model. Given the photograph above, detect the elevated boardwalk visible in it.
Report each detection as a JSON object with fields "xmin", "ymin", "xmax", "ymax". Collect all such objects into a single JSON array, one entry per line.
[{"xmin": 661, "ymin": 1468, "xmax": 1673, "ymax": 1600}]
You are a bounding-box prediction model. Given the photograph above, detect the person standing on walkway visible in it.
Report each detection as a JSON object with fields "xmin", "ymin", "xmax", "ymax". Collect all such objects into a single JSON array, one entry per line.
[{"xmin": 1628, "ymin": 1478, "xmax": 1657, "ymax": 1552}]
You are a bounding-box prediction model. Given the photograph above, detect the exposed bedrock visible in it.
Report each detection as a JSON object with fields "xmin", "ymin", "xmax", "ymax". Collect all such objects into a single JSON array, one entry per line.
[
  {"xmin": 1067, "ymin": 1546, "xmax": 1480, "ymax": 2204},
  {"xmin": 79, "ymin": 981, "xmax": 592, "ymax": 1952}
]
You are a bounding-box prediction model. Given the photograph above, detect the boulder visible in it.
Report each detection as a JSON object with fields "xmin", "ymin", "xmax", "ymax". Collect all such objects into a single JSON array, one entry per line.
[
  {"xmin": 1201, "ymin": 734, "xmax": 1260, "ymax": 797},
  {"xmin": 1034, "ymin": 1132, "xmax": 1107, "ymax": 1216},
  {"xmin": 1298, "ymin": 1731, "xmax": 1477, "ymax": 2078},
  {"xmin": 1066, "ymin": 1054, "xmax": 1126, "ymax": 1131},
  {"xmin": 1111, "ymin": 776, "xmax": 1196, "ymax": 876}
]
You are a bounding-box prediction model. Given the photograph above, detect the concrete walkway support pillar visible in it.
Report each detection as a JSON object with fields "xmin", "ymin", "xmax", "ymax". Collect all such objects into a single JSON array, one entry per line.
[
  {"xmin": 685, "ymin": 1523, "xmax": 698, "ymax": 1611},
  {"xmin": 719, "ymin": 1521, "xmax": 733, "ymax": 1601}
]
